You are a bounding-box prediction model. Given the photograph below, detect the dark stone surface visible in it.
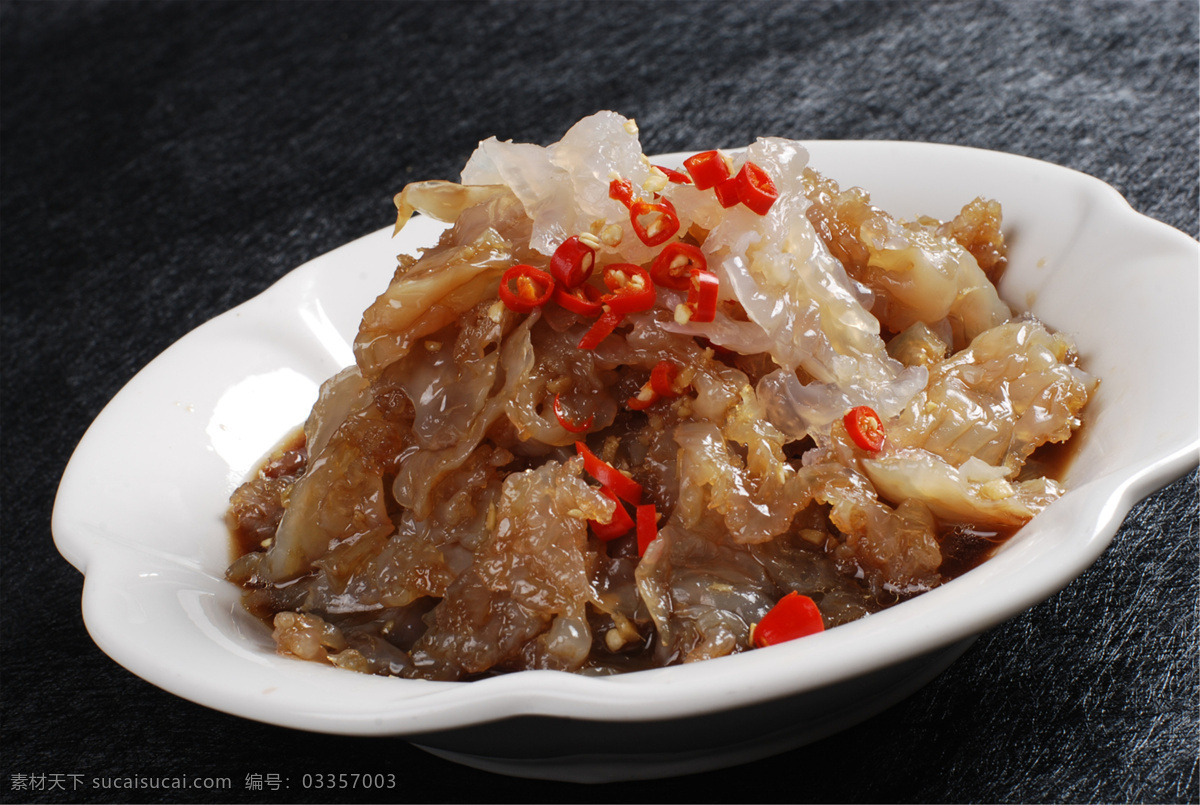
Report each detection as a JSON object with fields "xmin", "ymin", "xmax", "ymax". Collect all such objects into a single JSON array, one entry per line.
[{"xmin": 2, "ymin": 1, "xmax": 1196, "ymax": 802}]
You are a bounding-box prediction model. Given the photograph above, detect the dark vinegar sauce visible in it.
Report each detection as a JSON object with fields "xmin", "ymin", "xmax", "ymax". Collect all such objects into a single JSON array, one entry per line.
[
  {"xmin": 938, "ymin": 524, "xmax": 1018, "ymax": 579},
  {"xmin": 1018, "ymin": 435, "xmax": 1082, "ymax": 485}
]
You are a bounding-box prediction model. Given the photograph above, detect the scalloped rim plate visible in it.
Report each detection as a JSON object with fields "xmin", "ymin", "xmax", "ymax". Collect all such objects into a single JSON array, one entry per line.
[{"xmin": 54, "ymin": 141, "xmax": 1198, "ymax": 759}]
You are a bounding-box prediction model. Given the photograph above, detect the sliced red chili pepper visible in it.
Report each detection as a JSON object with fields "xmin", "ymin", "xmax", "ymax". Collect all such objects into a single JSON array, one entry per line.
[
  {"xmin": 649, "ymin": 360, "xmax": 683, "ymax": 397},
  {"xmin": 628, "ymin": 360, "xmax": 688, "ymax": 411},
  {"xmin": 550, "ymin": 236, "xmax": 596, "ymax": 289},
  {"xmin": 844, "ymin": 406, "xmax": 886, "ymax": 452},
  {"xmin": 753, "ymin": 591, "xmax": 825, "ymax": 648},
  {"xmin": 553, "ymin": 282, "xmax": 604, "ymax": 316},
  {"xmin": 498, "ymin": 264, "xmax": 555, "ymax": 313},
  {"xmin": 735, "ymin": 161, "xmax": 779, "ymax": 215},
  {"xmin": 609, "ymin": 178, "xmax": 634, "ymax": 208},
  {"xmin": 578, "ymin": 308, "xmax": 623, "ymax": 350},
  {"xmin": 650, "ymin": 242, "xmax": 706, "ymax": 291},
  {"xmin": 626, "ymin": 385, "xmax": 659, "ymax": 411},
  {"xmin": 601, "ymin": 264, "xmax": 656, "ymax": 315},
  {"xmin": 629, "ymin": 198, "xmax": 680, "ymax": 247},
  {"xmin": 683, "ymin": 150, "xmax": 732, "ymax": 190},
  {"xmin": 654, "ymin": 165, "xmax": 692, "ymax": 185},
  {"xmin": 590, "ymin": 488, "xmax": 635, "ymax": 541},
  {"xmin": 636, "ymin": 504, "xmax": 658, "ymax": 556},
  {"xmin": 576, "ymin": 441, "xmax": 643, "ymax": 505},
  {"xmin": 712, "ymin": 175, "xmax": 741, "ymax": 208},
  {"xmin": 553, "ymin": 393, "xmax": 594, "ymax": 434},
  {"xmin": 686, "ymin": 269, "xmax": 720, "ymax": 323}
]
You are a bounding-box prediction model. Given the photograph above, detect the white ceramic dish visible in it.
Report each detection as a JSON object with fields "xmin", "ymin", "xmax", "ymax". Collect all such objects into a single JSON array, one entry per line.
[{"xmin": 53, "ymin": 141, "xmax": 1199, "ymax": 783}]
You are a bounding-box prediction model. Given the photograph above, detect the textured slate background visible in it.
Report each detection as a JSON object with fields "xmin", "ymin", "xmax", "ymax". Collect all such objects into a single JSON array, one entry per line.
[{"xmin": 2, "ymin": 1, "xmax": 1197, "ymax": 802}]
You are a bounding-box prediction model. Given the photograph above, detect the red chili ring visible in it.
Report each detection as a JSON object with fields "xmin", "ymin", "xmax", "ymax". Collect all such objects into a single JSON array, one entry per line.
[
  {"xmin": 649, "ymin": 360, "xmax": 681, "ymax": 397},
  {"xmin": 843, "ymin": 406, "xmax": 886, "ymax": 452},
  {"xmin": 553, "ymin": 283, "xmax": 604, "ymax": 317},
  {"xmin": 753, "ymin": 591, "xmax": 825, "ymax": 648},
  {"xmin": 499, "ymin": 264, "xmax": 555, "ymax": 313},
  {"xmin": 550, "ymin": 236, "xmax": 597, "ymax": 289},
  {"xmin": 736, "ymin": 161, "xmax": 779, "ymax": 215},
  {"xmin": 609, "ymin": 178, "xmax": 635, "ymax": 208},
  {"xmin": 626, "ymin": 384, "xmax": 659, "ymax": 411},
  {"xmin": 682, "ymin": 150, "xmax": 731, "ymax": 191},
  {"xmin": 553, "ymin": 392, "xmax": 595, "ymax": 434},
  {"xmin": 686, "ymin": 269, "xmax": 720, "ymax": 323},
  {"xmin": 601, "ymin": 263, "xmax": 656, "ymax": 315},
  {"xmin": 712, "ymin": 175, "xmax": 741, "ymax": 208},
  {"xmin": 629, "ymin": 198, "xmax": 680, "ymax": 247},
  {"xmin": 650, "ymin": 242, "xmax": 706, "ymax": 291}
]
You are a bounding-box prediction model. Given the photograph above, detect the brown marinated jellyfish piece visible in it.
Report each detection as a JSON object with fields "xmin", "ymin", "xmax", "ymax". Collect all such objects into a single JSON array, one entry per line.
[
  {"xmin": 272, "ymin": 611, "xmax": 347, "ymax": 663},
  {"xmin": 886, "ymin": 322, "xmax": 951, "ymax": 369},
  {"xmin": 915, "ymin": 196, "xmax": 1007, "ymax": 284},
  {"xmin": 638, "ymin": 375, "xmax": 942, "ymax": 657},
  {"xmin": 804, "ymin": 168, "xmax": 1007, "ymax": 284},
  {"xmin": 404, "ymin": 457, "xmax": 613, "ymax": 680},
  {"xmin": 802, "ymin": 167, "xmax": 1011, "ymax": 350},
  {"xmin": 748, "ymin": 513, "xmax": 879, "ymax": 627},
  {"xmin": 887, "ymin": 317, "xmax": 1096, "ymax": 476},
  {"xmin": 635, "ymin": 517, "xmax": 777, "ymax": 665},
  {"xmin": 503, "ymin": 313, "xmax": 623, "ymax": 448},
  {"xmin": 635, "ymin": 490, "xmax": 889, "ymax": 663},
  {"xmin": 225, "ymin": 436, "xmax": 307, "ymax": 558},
  {"xmin": 258, "ymin": 367, "xmax": 410, "ymax": 583},
  {"xmin": 305, "ymin": 443, "xmax": 510, "ymax": 615},
  {"xmin": 792, "ymin": 456, "xmax": 944, "ymax": 599},
  {"xmin": 355, "ymin": 185, "xmax": 539, "ymax": 382},
  {"xmin": 387, "ymin": 307, "xmax": 536, "ymax": 521}
]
